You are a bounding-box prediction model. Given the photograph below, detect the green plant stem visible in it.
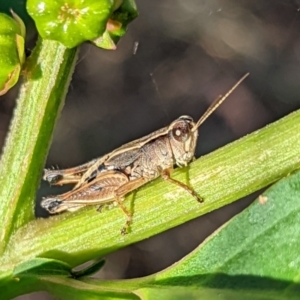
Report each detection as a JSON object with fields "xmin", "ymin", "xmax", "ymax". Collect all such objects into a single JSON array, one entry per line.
[
  {"xmin": 0, "ymin": 38, "xmax": 78, "ymax": 255},
  {"xmin": 2, "ymin": 109, "xmax": 300, "ymax": 270}
]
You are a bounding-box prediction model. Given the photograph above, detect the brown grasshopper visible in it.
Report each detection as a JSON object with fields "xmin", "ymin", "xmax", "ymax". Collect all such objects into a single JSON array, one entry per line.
[{"xmin": 42, "ymin": 73, "xmax": 249, "ymax": 234}]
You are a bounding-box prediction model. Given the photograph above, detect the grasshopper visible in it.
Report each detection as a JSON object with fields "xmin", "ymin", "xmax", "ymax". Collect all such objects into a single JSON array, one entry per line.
[{"xmin": 42, "ymin": 73, "xmax": 249, "ymax": 234}]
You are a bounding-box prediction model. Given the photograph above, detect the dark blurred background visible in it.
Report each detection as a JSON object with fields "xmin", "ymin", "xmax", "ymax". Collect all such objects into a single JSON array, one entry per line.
[{"xmin": 1, "ymin": 0, "xmax": 300, "ymax": 299}]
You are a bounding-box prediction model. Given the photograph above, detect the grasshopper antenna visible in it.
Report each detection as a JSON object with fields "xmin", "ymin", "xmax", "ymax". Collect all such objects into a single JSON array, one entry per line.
[{"xmin": 192, "ymin": 73, "xmax": 249, "ymax": 132}]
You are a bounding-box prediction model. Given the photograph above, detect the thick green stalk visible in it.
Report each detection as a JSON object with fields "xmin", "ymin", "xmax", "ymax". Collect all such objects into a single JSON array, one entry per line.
[
  {"xmin": 2, "ymin": 109, "xmax": 300, "ymax": 269},
  {"xmin": 0, "ymin": 38, "xmax": 78, "ymax": 255}
]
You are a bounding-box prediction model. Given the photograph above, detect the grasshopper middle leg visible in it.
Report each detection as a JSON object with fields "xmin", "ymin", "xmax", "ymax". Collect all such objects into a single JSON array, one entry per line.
[{"xmin": 114, "ymin": 177, "xmax": 147, "ymax": 234}]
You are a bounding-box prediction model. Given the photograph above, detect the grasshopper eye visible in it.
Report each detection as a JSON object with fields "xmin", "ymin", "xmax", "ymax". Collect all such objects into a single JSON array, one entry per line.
[{"xmin": 171, "ymin": 122, "xmax": 191, "ymax": 142}]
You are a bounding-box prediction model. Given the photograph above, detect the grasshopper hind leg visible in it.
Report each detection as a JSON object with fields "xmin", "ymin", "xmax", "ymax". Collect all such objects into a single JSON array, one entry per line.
[
  {"xmin": 43, "ymin": 159, "xmax": 97, "ymax": 186},
  {"xmin": 41, "ymin": 170, "xmax": 138, "ymax": 234},
  {"xmin": 43, "ymin": 168, "xmax": 85, "ymax": 186},
  {"xmin": 42, "ymin": 172, "xmax": 148, "ymax": 235},
  {"xmin": 41, "ymin": 198, "xmax": 62, "ymax": 213},
  {"xmin": 41, "ymin": 197, "xmax": 83, "ymax": 213},
  {"xmin": 43, "ymin": 170, "xmax": 64, "ymax": 185}
]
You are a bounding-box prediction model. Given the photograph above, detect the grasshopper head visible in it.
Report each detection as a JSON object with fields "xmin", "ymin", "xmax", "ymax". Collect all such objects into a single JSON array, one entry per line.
[
  {"xmin": 168, "ymin": 116, "xmax": 198, "ymax": 167},
  {"xmin": 168, "ymin": 73, "xmax": 249, "ymax": 167}
]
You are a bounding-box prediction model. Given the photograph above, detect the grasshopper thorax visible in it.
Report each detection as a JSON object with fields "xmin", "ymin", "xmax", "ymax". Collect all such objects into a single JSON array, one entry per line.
[{"xmin": 168, "ymin": 115, "xmax": 198, "ymax": 167}]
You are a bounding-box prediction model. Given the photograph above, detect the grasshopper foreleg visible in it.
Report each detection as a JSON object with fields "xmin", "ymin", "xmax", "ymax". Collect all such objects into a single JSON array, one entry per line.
[{"xmin": 160, "ymin": 168, "xmax": 203, "ymax": 203}]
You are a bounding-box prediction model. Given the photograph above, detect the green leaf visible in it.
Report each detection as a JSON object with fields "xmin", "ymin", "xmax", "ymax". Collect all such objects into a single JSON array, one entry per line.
[
  {"xmin": 135, "ymin": 170, "xmax": 300, "ymax": 298},
  {"xmin": 2, "ymin": 109, "xmax": 300, "ymax": 270},
  {"xmin": 41, "ymin": 276, "xmax": 139, "ymax": 300},
  {"xmin": 112, "ymin": 0, "xmax": 138, "ymax": 28},
  {"xmin": 14, "ymin": 258, "xmax": 71, "ymax": 276},
  {"xmin": 2, "ymin": 104, "xmax": 300, "ymax": 299},
  {"xmin": 155, "ymin": 170, "xmax": 300, "ymax": 283},
  {"xmin": 2, "ymin": 274, "xmax": 139, "ymax": 300},
  {"xmin": 84, "ymin": 170, "xmax": 300, "ymax": 300},
  {"xmin": 93, "ymin": 25, "xmax": 119, "ymax": 50},
  {"xmin": 134, "ymin": 287, "xmax": 295, "ymax": 300},
  {"xmin": 0, "ymin": 258, "xmax": 72, "ymax": 300},
  {"xmin": 0, "ymin": 12, "xmax": 25, "ymax": 95},
  {"xmin": 93, "ymin": 0, "xmax": 138, "ymax": 50},
  {"xmin": 27, "ymin": 0, "xmax": 114, "ymax": 48},
  {"xmin": 0, "ymin": 0, "xmax": 31, "ymax": 24}
]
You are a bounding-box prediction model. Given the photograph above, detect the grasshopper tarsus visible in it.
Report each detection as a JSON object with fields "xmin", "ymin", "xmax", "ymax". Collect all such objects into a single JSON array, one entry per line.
[
  {"xmin": 97, "ymin": 204, "xmax": 105, "ymax": 213},
  {"xmin": 121, "ymin": 218, "xmax": 132, "ymax": 235},
  {"xmin": 114, "ymin": 196, "xmax": 133, "ymax": 235},
  {"xmin": 121, "ymin": 226, "xmax": 128, "ymax": 235},
  {"xmin": 196, "ymin": 196, "xmax": 204, "ymax": 203},
  {"xmin": 97, "ymin": 203, "xmax": 115, "ymax": 213}
]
